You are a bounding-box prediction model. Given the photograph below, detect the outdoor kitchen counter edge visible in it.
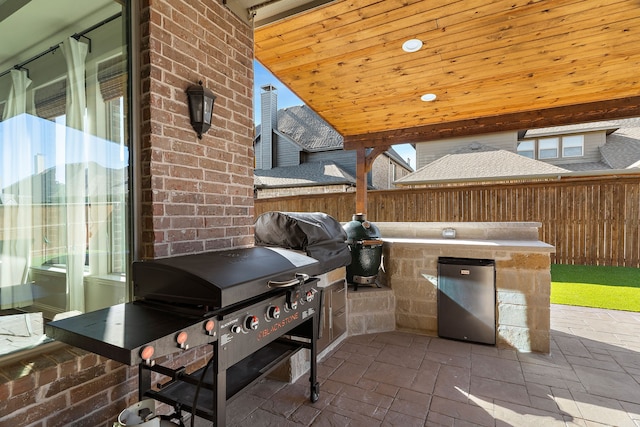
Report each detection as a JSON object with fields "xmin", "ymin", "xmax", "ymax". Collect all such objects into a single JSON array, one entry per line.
[{"xmin": 381, "ymin": 237, "xmax": 556, "ymax": 253}]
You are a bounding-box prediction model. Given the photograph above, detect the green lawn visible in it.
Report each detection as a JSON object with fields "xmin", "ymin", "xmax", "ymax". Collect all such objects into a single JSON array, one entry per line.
[{"xmin": 550, "ymin": 264, "xmax": 640, "ymax": 312}]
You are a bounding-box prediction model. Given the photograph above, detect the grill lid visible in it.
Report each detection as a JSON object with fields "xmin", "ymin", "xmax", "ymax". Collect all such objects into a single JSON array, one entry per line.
[
  {"xmin": 133, "ymin": 246, "xmax": 318, "ymax": 310},
  {"xmin": 255, "ymin": 211, "xmax": 351, "ymax": 273}
]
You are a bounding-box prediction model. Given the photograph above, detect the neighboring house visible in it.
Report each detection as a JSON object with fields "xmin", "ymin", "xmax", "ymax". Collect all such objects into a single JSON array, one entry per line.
[
  {"xmin": 395, "ymin": 148, "xmax": 570, "ymax": 186},
  {"xmin": 254, "ymin": 161, "xmax": 357, "ymax": 198},
  {"xmin": 398, "ymin": 118, "xmax": 640, "ymax": 186},
  {"xmin": 254, "ymin": 85, "xmax": 413, "ymax": 198}
]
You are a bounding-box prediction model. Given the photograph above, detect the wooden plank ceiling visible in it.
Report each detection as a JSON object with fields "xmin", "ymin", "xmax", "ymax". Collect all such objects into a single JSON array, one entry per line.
[{"xmin": 254, "ymin": 0, "xmax": 640, "ymax": 149}]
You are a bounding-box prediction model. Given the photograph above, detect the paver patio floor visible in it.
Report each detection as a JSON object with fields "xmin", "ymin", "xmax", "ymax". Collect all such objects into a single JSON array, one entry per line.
[{"xmin": 198, "ymin": 304, "xmax": 640, "ymax": 426}]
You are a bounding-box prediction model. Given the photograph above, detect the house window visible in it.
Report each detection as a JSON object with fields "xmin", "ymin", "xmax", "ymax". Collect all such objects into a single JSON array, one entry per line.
[
  {"xmin": 538, "ymin": 137, "xmax": 559, "ymax": 159},
  {"xmin": 517, "ymin": 141, "xmax": 535, "ymax": 159},
  {"xmin": 518, "ymin": 134, "xmax": 585, "ymax": 160},
  {"xmin": 562, "ymin": 135, "xmax": 584, "ymax": 157},
  {"xmin": 0, "ymin": 0, "xmax": 130, "ymax": 357}
]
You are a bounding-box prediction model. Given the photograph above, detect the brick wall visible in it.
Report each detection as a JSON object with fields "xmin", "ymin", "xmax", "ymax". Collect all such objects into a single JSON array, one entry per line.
[
  {"xmin": 0, "ymin": 1, "xmax": 255, "ymax": 425},
  {"xmin": 0, "ymin": 344, "xmax": 213, "ymax": 426},
  {"xmin": 370, "ymin": 155, "xmax": 412, "ymax": 190}
]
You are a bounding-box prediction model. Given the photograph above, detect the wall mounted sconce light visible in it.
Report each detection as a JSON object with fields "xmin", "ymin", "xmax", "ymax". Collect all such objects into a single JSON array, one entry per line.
[{"xmin": 186, "ymin": 81, "xmax": 216, "ymax": 139}]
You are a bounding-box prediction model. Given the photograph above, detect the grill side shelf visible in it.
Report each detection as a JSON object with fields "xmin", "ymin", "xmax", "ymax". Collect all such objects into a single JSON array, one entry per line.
[{"xmin": 45, "ymin": 302, "xmax": 216, "ymax": 365}]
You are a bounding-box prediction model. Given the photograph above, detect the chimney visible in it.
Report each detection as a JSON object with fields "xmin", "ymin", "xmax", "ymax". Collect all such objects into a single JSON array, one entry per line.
[{"xmin": 258, "ymin": 84, "xmax": 277, "ymax": 170}]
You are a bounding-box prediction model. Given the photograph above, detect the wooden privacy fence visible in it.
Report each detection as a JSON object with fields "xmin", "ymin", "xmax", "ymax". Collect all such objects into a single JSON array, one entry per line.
[{"xmin": 255, "ymin": 173, "xmax": 640, "ymax": 267}]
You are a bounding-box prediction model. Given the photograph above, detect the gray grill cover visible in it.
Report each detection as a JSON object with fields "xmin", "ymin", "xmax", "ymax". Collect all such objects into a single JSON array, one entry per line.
[{"xmin": 255, "ymin": 212, "xmax": 351, "ymax": 274}]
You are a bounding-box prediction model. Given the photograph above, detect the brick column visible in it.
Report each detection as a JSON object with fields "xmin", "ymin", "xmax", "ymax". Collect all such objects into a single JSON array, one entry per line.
[{"xmin": 139, "ymin": 0, "xmax": 255, "ymax": 259}]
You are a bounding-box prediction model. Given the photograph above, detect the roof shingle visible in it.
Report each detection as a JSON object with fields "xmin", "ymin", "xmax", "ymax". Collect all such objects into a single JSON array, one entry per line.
[
  {"xmin": 254, "ymin": 161, "xmax": 356, "ymax": 188},
  {"xmin": 396, "ymin": 150, "xmax": 569, "ymax": 184},
  {"xmin": 276, "ymin": 105, "xmax": 343, "ymax": 151}
]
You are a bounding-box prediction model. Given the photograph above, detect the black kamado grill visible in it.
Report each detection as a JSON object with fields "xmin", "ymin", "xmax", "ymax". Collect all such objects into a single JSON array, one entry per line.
[
  {"xmin": 45, "ymin": 246, "xmax": 330, "ymax": 426},
  {"xmin": 343, "ymin": 213, "xmax": 383, "ymax": 290}
]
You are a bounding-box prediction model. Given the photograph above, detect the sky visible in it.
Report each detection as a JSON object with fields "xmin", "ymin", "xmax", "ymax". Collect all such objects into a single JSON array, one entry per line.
[
  {"xmin": 253, "ymin": 61, "xmax": 416, "ymax": 169},
  {"xmin": 1, "ymin": 114, "xmax": 127, "ymax": 188}
]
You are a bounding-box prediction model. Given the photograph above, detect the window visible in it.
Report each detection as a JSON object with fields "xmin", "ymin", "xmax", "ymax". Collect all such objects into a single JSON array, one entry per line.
[
  {"xmin": 517, "ymin": 141, "xmax": 535, "ymax": 159},
  {"xmin": 538, "ymin": 137, "xmax": 559, "ymax": 159},
  {"xmin": 562, "ymin": 135, "xmax": 584, "ymax": 157},
  {"xmin": 0, "ymin": 0, "xmax": 130, "ymax": 357},
  {"xmin": 518, "ymin": 134, "xmax": 586, "ymax": 160}
]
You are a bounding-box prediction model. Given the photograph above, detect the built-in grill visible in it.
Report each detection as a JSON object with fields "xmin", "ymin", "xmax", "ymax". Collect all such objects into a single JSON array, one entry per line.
[{"xmin": 45, "ymin": 246, "xmax": 325, "ymax": 426}]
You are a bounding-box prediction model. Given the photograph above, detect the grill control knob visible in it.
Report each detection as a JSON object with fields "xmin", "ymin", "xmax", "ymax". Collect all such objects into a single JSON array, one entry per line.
[
  {"xmin": 176, "ymin": 331, "xmax": 189, "ymax": 350},
  {"xmin": 231, "ymin": 324, "xmax": 242, "ymax": 334},
  {"xmin": 140, "ymin": 346, "xmax": 155, "ymax": 366},
  {"xmin": 204, "ymin": 319, "xmax": 216, "ymax": 336},
  {"xmin": 267, "ymin": 305, "xmax": 280, "ymax": 320},
  {"xmin": 286, "ymin": 300, "xmax": 298, "ymax": 311},
  {"xmin": 286, "ymin": 288, "xmax": 300, "ymax": 312},
  {"xmin": 305, "ymin": 290, "xmax": 315, "ymax": 303},
  {"xmin": 245, "ymin": 315, "xmax": 259, "ymax": 330}
]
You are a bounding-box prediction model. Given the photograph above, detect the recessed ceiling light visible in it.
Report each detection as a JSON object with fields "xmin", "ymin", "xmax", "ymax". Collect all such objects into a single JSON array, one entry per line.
[
  {"xmin": 421, "ymin": 93, "xmax": 437, "ymax": 102},
  {"xmin": 402, "ymin": 39, "xmax": 423, "ymax": 53}
]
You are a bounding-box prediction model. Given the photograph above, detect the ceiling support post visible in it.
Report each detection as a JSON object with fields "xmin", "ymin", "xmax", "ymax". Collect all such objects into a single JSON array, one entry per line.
[{"xmin": 355, "ymin": 146, "xmax": 389, "ymax": 215}]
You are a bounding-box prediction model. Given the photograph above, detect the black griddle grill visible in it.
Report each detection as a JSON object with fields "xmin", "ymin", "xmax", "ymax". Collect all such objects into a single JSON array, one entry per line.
[{"xmin": 45, "ymin": 246, "xmax": 324, "ymax": 426}]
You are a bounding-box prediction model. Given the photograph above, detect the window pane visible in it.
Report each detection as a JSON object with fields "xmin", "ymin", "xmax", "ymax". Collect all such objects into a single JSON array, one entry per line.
[
  {"xmin": 563, "ymin": 147, "xmax": 582, "ymax": 157},
  {"xmin": 517, "ymin": 141, "xmax": 534, "ymax": 158},
  {"xmin": 0, "ymin": 0, "xmax": 129, "ymax": 356},
  {"xmin": 538, "ymin": 138, "xmax": 558, "ymax": 159},
  {"xmin": 563, "ymin": 135, "xmax": 584, "ymax": 157}
]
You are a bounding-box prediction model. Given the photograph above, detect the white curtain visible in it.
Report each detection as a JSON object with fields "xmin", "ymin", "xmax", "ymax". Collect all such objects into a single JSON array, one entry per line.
[
  {"xmin": 2, "ymin": 69, "xmax": 32, "ymax": 120},
  {"xmin": 61, "ymin": 37, "xmax": 89, "ymax": 312},
  {"xmin": 0, "ymin": 69, "xmax": 34, "ymax": 309},
  {"xmin": 87, "ymin": 72, "xmax": 111, "ymax": 280}
]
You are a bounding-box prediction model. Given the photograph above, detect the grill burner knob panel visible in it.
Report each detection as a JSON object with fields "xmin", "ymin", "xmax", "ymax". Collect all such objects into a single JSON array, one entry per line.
[
  {"xmin": 266, "ymin": 305, "xmax": 280, "ymax": 320},
  {"xmin": 245, "ymin": 315, "xmax": 259, "ymax": 330}
]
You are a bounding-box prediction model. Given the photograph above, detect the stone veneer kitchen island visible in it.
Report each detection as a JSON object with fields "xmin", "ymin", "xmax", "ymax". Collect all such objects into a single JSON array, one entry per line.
[{"xmin": 370, "ymin": 222, "xmax": 555, "ymax": 353}]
